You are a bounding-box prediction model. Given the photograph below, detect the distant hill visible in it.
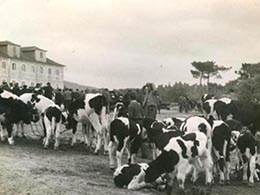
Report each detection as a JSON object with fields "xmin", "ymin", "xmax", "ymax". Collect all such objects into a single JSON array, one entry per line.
[{"xmin": 64, "ymin": 80, "xmax": 97, "ymax": 91}]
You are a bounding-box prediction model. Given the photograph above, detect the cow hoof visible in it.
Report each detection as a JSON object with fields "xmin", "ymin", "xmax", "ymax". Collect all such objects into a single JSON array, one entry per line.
[
  {"xmin": 242, "ymin": 180, "xmax": 248, "ymax": 184},
  {"xmin": 110, "ymin": 167, "xmax": 115, "ymax": 171},
  {"xmin": 8, "ymin": 138, "xmax": 15, "ymax": 145},
  {"xmin": 248, "ymin": 182, "xmax": 254, "ymax": 187},
  {"xmin": 44, "ymin": 145, "xmax": 49, "ymax": 149},
  {"xmin": 54, "ymin": 146, "xmax": 59, "ymax": 150},
  {"xmin": 226, "ymin": 180, "xmax": 230, "ymax": 185},
  {"xmin": 219, "ymin": 180, "xmax": 224, "ymax": 185},
  {"xmin": 94, "ymin": 150, "xmax": 99, "ymax": 155},
  {"xmin": 103, "ymin": 150, "xmax": 109, "ymax": 156}
]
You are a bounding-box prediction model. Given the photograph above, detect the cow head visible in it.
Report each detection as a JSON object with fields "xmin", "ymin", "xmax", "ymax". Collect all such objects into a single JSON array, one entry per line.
[
  {"xmin": 17, "ymin": 100, "xmax": 39, "ymax": 124},
  {"xmin": 145, "ymin": 150, "xmax": 179, "ymax": 183},
  {"xmin": 30, "ymin": 93, "xmax": 41, "ymax": 105},
  {"xmin": 65, "ymin": 112, "xmax": 77, "ymax": 130}
]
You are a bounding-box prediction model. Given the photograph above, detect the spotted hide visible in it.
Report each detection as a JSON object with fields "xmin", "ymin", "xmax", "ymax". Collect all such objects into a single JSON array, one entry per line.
[
  {"xmin": 113, "ymin": 163, "xmax": 166, "ymax": 190},
  {"xmin": 145, "ymin": 131, "xmax": 213, "ymax": 194},
  {"xmin": 66, "ymin": 93, "xmax": 108, "ymax": 154},
  {"xmin": 109, "ymin": 117, "xmax": 142, "ymax": 169}
]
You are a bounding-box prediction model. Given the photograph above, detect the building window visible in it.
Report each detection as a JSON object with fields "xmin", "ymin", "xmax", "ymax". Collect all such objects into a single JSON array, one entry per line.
[
  {"xmin": 40, "ymin": 52, "xmax": 43, "ymax": 59},
  {"xmin": 48, "ymin": 68, "xmax": 52, "ymax": 75},
  {"xmin": 12, "ymin": 63, "xmax": 16, "ymax": 70},
  {"xmin": 40, "ymin": 67, "xmax": 43, "ymax": 73},
  {"xmin": 56, "ymin": 69, "xmax": 59, "ymax": 75},
  {"xmin": 22, "ymin": 64, "xmax": 26, "ymax": 72},
  {"xmin": 2, "ymin": 61, "xmax": 6, "ymax": 69},
  {"xmin": 31, "ymin": 66, "xmax": 35, "ymax": 72}
]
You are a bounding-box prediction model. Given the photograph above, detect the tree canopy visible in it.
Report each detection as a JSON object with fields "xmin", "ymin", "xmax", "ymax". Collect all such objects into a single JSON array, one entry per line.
[{"xmin": 190, "ymin": 61, "xmax": 231, "ymax": 87}]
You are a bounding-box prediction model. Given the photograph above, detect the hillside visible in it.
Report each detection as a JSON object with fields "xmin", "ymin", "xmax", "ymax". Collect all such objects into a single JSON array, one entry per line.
[{"xmin": 64, "ymin": 80, "xmax": 97, "ymax": 91}]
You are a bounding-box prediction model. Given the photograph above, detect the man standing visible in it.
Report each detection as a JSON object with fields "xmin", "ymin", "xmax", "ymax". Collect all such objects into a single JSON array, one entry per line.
[
  {"xmin": 43, "ymin": 82, "xmax": 54, "ymax": 100},
  {"xmin": 143, "ymin": 83, "xmax": 158, "ymax": 119},
  {"xmin": 128, "ymin": 92, "xmax": 144, "ymax": 125}
]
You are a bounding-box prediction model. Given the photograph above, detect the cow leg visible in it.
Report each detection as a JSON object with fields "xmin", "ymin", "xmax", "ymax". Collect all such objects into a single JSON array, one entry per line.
[
  {"xmin": 109, "ymin": 140, "xmax": 117, "ymax": 169},
  {"xmin": 54, "ymin": 122, "xmax": 61, "ymax": 149},
  {"xmin": 225, "ymin": 161, "xmax": 231, "ymax": 185},
  {"xmin": 202, "ymin": 151, "xmax": 214, "ymax": 185},
  {"xmin": 102, "ymin": 126, "xmax": 109, "ymax": 155},
  {"xmin": 151, "ymin": 143, "xmax": 157, "ymax": 160},
  {"xmin": 6, "ymin": 124, "xmax": 14, "ymax": 145},
  {"xmin": 248, "ymin": 154, "xmax": 257, "ymax": 186},
  {"xmin": 0, "ymin": 124, "xmax": 6, "ymax": 141},
  {"xmin": 42, "ymin": 117, "xmax": 47, "ymax": 145},
  {"xmin": 71, "ymin": 122, "xmax": 78, "ymax": 147},
  {"xmin": 87, "ymin": 113, "xmax": 103, "ymax": 154},
  {"xmin": 82, "ymin": 123, "xmax": 89, "ymax": 146},
  {"xmin": 116, "ymin": 137, "xmax": 129, "ymax": 168},
  {"xmin": 165, "ymin": 172, "xmax": 176, "ymax": 195},
  {"xmin": 43, "ymin": 117, "xmax": 51, "ymax": 149},
  {"xmin": 129, "ymin": 135, "xmax": 142, "ymax": 164},
  {"xmin": 242, "ymin": 161, "xmax": 248, "ymax": 184}
]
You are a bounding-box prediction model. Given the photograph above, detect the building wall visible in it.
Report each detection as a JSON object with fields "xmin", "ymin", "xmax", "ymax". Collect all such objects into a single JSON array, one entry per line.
[
  {"xmin": 35, "ymin": 50, "xmax": 46, "ymax": 62},
  {"xmin": 0, "ymin": 57, "xmax": 64, "ymax": 89}
]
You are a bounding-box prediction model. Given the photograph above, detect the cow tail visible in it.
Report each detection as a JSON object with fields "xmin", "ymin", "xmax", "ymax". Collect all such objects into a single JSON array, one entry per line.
[{"xmin": 100, "ymin": 106, "xmax": 108, "ymax": 130}]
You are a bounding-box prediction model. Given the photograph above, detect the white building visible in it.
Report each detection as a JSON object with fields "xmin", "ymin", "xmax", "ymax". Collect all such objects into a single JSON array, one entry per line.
[{"xmin": 0, "ymin": 41, "xmax": 65, "ymax": 89}]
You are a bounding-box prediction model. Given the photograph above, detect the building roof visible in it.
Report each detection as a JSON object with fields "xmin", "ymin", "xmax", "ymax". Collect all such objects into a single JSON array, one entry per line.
[
  {"xmin": 21, "ymin": 46, "xmax": 47, "ymax": 52},
  {"xmin": 0, "ymin": 41, "xmax": 21, "ymax": 47},
  {"xmin": 0, "ymin": 50, "xmax": 65, "ymax": 67}
]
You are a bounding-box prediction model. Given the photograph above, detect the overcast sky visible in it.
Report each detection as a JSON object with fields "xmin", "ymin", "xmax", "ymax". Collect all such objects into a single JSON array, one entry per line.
[{"xmin": 1, "ymin": 0, "xmax": 260, "ymax": 89}]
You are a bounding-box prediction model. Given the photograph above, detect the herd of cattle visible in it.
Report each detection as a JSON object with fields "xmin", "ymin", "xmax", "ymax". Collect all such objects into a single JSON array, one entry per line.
[{"xmin": 1, "ymin": 89, "xmax": 260, "ymax": 194}]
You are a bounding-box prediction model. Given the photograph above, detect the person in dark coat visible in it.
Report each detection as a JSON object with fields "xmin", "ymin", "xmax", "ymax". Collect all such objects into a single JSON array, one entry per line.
[
  {"xmin": 55, "ymin": 88, "xmax": 64, "ymax": 107},
  {"xmin": 43, "ymin": 82, "xmax": 54, "ymax": 100}
]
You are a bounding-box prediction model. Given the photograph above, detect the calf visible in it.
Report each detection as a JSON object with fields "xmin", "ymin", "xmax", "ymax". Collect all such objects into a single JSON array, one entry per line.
[
  {"xmin": 203, "ymin": 97, "xmax": 232, "ymax": 120},
  {"xmin": 111, "ymin": 101, "xmax": 128, "ymax": 120},
  {"xmin": 236, "ymin": 128, "xmax": 258, "ymax": 186},
  {"xmin": 143, "ymin": 118, "xmax": 183, "ymax": 159},
  {"xmin": 66, "ymin": 93, "xmax": 108, "ymax": 154},
  {"xmin": 20, "ymin": 93, "xmax": 63, "ymax": 149},
  {"xmin": 145, "ymin": 131, "xmax": 213, "ymax": 194},
  {"xmin": 113, "ymin": 163, "xmax": 166, "ymax": 190},
  {"xmin": 180, "ymin": 116, "xmax": 212, "ymax": 152},
  {"xmin": 0, "ymin": 97, "xmax": 36, "ymax": 145},
  {"xmin": 209, "ymin": 119, "xmax": 231, "ymax": 185},
  {"xmin": 109, "ymin": 117, "xmax": 142, "ymax": 169}
]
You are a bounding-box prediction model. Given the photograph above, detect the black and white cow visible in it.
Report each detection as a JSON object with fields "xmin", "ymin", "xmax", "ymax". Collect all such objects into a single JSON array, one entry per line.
[
  {"xmin": 208, "ymin": 118, "xmax": 232, "ymax": 185},
  {"xmin": 180, "ymin": 116, "xmax": 212, "ymax": 152},
  {"xmin": 0, "ymin": 89, "xmax": 18, "ymax": 99},
  {"xmin": 203, "ymin": 97, "xmax": 232, "ymax": 120},
  {"xmin": 162, "ymin": 117, "xmax": 185, "ymax": 130},
  {"xmin": 143, "ymin": 118, "xmax": 183, "ymax": 159},
  {"xmin": 145, "ymin": 131, "xmax": 213, "ymax": 194},
  {"xmin": 111, "ymin": 101, "xmax": 128, "ymax": 120},
  {"xmin": 20, "ymin": 93, "xmax": 64, "ymax": 149},
  {"xmin": 0, "ymin": 97, "xmax": 36, "ymax": 145},
  {"xmin": 109, "ymin": 117, "xmax": 142, "ymax": 169},
  {"xmin": 201, "ymin": 93, "xmax": 214, "ymax": 104},
  {"xmin": 225, "ymin": 100, "xmax": 260, "ymax": 137},
  {"xmin": 66, "ymin": 93, "xmax": 108, "ymax": 154},
  {"xmin": 236, "ymin": 128, "xmax": 258, "ymax": 186},
  {"xmin": 113, "ymin": 163, "xmax": 166, "ymax": 190}
]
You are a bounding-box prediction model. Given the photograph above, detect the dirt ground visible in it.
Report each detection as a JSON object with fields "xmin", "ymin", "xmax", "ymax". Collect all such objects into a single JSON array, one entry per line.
[{"xmin": 0, "ymin": 108, "xmax": 260, "ymax": 195}]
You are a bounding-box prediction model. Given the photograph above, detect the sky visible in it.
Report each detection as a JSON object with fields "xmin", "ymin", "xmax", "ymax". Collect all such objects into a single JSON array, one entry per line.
[{"xmin": 1, "ymin": 0, "xmax": 260, "ymax": 89}]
